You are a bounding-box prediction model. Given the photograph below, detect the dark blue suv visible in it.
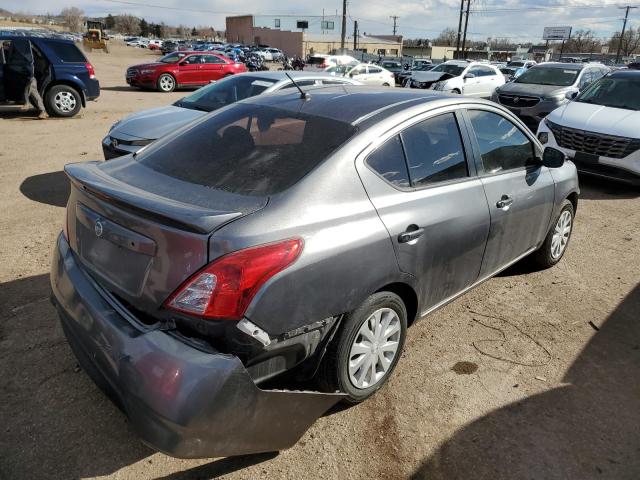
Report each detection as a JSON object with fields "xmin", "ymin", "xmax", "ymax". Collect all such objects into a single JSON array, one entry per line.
[{"xmin": 0, "ymin": 35, "xmax": 100, "ymax": 117}]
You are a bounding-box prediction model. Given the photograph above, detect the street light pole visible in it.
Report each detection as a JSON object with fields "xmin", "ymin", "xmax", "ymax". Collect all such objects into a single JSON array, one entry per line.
[
  {"xmin": 461, "ymin": 0, "xmax": 471, "ymax": 59},
  {"xmin": 616, "ymin": 6, "xmax": 637, "ymax": 64}
]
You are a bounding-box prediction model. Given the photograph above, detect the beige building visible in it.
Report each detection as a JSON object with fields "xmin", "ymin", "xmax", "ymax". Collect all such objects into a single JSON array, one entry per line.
[{"xmin": 226, "ymin": 15, "xmax": 402, "ymax": 57}]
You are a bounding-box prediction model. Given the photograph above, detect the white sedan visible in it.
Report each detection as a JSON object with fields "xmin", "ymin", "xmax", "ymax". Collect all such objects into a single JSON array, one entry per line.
[{"xmin": 342, "ymin": 64, "xmax": 396, "ymax": 87}]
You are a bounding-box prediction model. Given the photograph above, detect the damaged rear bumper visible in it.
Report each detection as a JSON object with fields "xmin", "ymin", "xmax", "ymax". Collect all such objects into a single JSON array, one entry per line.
[{"xmin": 50, "ymin": 234, "xmax": 345, "ymax": 458}]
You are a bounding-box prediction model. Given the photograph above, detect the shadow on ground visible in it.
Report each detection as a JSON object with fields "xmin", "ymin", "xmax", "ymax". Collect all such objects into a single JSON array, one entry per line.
[
  {"xmin": 20, "ymin": 171, "xmax": 70, "ymax": 208},
  {"xmin": 0, "ymin": 274, "xmax": 277, "ymax": 479},
  {"xmin": 411, "ymin": 284, "xmax": 640, "ymax": 480},
  {"xmin": 579, "ymin": 176, "xmax": 639, "ymax": 200}
]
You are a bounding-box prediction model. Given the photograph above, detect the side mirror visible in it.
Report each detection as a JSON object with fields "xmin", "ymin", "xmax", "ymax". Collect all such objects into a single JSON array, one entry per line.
[
  {"xmin": 541, "ymin": 147, "xmax": 566, "ymax": 168},
  {"xmin": 464, "ymin": 73, "xmax": 475, "ymax": 80},
  {"xmin": 565, "ymin": 91, "xmax": 578, "ymax": 100}
]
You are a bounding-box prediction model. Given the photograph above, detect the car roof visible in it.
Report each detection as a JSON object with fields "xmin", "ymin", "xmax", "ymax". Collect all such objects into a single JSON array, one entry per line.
[
  {"xmin": 534, "ymin": 62, "xmax": 586, "ymax": 70},
  {"xmin": 237, "ymin": 70, "xmax": 355, "ymax": 81},
  {"xmin": 240, "ymin": 85, "xmax": 489, "ymax": 127},
  {"xmin": 0, "ymin": 35, "xmax": 75, "ymax": 46},
  {"xmin": 609, "ymin": 69, "xmax": 640, "ymax": 78}
]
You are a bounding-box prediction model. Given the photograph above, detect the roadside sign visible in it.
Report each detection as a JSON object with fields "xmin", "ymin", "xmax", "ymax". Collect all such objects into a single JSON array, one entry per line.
[{"xmin": 543, "ymin": 26, "xmax": 572, "ymax": 41}]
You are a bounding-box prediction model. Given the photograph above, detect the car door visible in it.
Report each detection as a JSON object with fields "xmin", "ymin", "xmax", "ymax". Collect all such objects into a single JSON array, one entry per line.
[
  {"xmin": 200, "ymin": 54, "xmax": 226, "ymax": 83},
  {"xmin": 461, "ymin": 66, "xmax": 485, "ymax": 96},
  {"xmin": 367, "ymin": 66, "xmax": 384, "ymax": 85},
  {"xmin": 479, "ymin": 66, "xmax": 503, "ymax": 97},
  {"xmin": 463, "ymin": 107, "xmax": 555, "ymax": 277},
  {"xmin": 177, "ymin": 54, "xmax": 203, "ymax": 85},
  {"xmin": 356, "ymin": 108, "xmax": 491, "ymax": 312},
  {"xmin": 349, "ymin": 65, "xmax": 369, "ymax": 83}
]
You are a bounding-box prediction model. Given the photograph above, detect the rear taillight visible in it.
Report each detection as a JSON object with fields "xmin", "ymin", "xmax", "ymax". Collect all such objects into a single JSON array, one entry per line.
[
  {"xmin": 165, "ymin": 239, "xmax": 303, "ymax": 320},
  {"xmin": 85, "ymin": 62, "xmax": 96, "ymax": 79}
]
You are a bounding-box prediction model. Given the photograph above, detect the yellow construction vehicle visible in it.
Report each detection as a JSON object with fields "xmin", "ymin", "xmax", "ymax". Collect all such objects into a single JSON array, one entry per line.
[{"xmin": 83, "ymin": 21, "xmax": 109, "ymax": 53}]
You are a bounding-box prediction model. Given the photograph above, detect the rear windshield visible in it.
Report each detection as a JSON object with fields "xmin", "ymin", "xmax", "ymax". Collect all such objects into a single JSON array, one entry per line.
[
  {"xmin": 175, "ymin": 75, "xmax": 277, "ymax": 112},
  {"xmin": 138, "ymin": 104, "xmax": 358, "ymax": 196},
  {"xmin": 46, "ymin": 42, "xmax": 86, "ymax": 63}
]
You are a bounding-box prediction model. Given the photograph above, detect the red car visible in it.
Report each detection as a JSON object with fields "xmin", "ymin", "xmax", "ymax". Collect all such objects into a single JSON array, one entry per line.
[{"xmin": 126, "ymin": 51, "xmax": 247, "ymax": 92}]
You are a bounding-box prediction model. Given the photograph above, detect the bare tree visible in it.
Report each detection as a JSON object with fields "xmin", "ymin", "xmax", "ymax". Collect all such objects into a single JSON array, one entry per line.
[
  {"xmin": 565, "ymin": 29, "xmax": 601, "ymax": 53},
  {"xmin": 115, "ymin": 14, "xmax": 140, "ymax": 35},
  {"xmin": 609, "ymin": 27, "xmax": 640, "ymax": 57},
  {"xmin": 60, "ymin": 7, "xmax": 84, "ymax": 32},
  {"xmin": 434, "ymin": 28, "xmax": 457, "ymax": 46}
]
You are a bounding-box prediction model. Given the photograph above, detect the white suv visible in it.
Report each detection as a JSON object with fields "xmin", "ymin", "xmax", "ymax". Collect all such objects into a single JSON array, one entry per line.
[
  {"xmin": 536, "ymin": 70, "xmax": 640, "ymax": 185},
  {"xmin": 407, "ymin": 60, "xmax": 505, "ymax": 98}
]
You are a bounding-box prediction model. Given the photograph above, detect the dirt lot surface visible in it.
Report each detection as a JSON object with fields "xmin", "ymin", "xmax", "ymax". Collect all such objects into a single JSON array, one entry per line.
[{"xmin": 1, "ymin": 44, "xmax": 639, "ymax": 480}]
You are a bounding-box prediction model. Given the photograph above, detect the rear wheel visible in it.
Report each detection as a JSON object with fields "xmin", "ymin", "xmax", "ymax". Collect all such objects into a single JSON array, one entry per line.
[
  {"xmin": 45, "ymin": 85, "xmax": 82, "ymax": 117},
  {"xmin": 382, "ymin": 82, "xmax": 391, "ymax": 87},
  {"xmin": 157, "ymin": 73, "xmax": 176, "ymax": 92},
  {"xmin": 531, "ymin": 199, "xmax": 574, "ymax": 268},
  {"xmin": 317, "ymin": 292, "xmax": 407, "ymax": 404},
  {"xmin": 452, "ymin": 88, "xmax": 461, "ymax": 94}
]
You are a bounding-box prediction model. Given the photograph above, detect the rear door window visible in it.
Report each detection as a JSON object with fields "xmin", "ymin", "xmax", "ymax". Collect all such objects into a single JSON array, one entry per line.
[
  {"xmin": 401, "ymin": 113, "xmax": 469, "ymax": 187},
  {"xmin": 365, "ymin": 135, "xmax": 410, "ymax": 188},
  {"xmin": 467, "ymin": 110, "xmax": 535, "ymax": 174},
  {"xmin": 46, "ymin": 42, "xmax": 86, "ymax": 63},
  {"xmin": 138, "ymin": 104, "xmax": 358, "ymax": 196}
]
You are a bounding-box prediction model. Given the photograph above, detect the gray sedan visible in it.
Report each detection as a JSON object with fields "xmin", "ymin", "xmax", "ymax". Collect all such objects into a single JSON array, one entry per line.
[
  {"xmin": 102, "ymin": 71, "xmax": 361, "ymax": 159},
  {"xmin": 52, "ymin": 87, "xmax": 578, "ymax": 459}
]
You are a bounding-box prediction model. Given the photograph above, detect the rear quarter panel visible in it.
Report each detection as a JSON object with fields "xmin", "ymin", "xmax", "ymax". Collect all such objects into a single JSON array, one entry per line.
[{"xmin": 209, "ymin": 136, "xmax": 412, "ymax": 336}]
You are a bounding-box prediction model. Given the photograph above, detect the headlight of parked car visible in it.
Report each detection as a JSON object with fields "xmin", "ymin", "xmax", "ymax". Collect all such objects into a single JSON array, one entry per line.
[
  {"xmin": 544, "ymin": 93, "xmax": 567, "ymax": 102},
  {"xmin": 141, "ymin": 69, "xmax": 156, "ymax": 75},
  {"xmin": 537, "ymin": 132, "xmax": 549, "ymax": 144}
]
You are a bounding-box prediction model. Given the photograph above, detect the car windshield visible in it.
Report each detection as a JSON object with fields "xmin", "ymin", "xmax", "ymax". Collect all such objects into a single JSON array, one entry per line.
[
  {"xmin": 138, "ymin": 104, "xmax": 359, "ymax": 196},
  {"xmin": 576, "ymin": 76, "xmax": 640, "ymax": 110},
  {"xmin": 175, "ymin": 75, "xmax": 277, "ymax": 112},
  {"xmin": 431, "ymin": 63, "xmax": 465, "ymax": 76},
  {"xmin": 515, "ymin": 66, "xmax": 579, "ymax": 86},
  {"xmin": 159, "ymin": 52, "xmax": 185, "ymax": 63},
  {"xmin": 508, "ymin": 61, "xmax": 525, "ymax": 67},
  {"xmin": 382, "ymin": 62, "xmax": 401, "ymax": 69}
]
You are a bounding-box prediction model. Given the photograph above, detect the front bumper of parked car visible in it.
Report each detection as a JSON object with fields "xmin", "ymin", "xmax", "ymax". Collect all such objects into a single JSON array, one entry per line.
[
  {"xmin": 50, "ymin": 234, "xmax": 344, "ymax": 458},
  {"xmin": 537, "ymin": 120, "xmax": 640, "ymax": 186},
  {"xmin": 492, "ymin": 92, "xmax": 567, "ymax": 131}
]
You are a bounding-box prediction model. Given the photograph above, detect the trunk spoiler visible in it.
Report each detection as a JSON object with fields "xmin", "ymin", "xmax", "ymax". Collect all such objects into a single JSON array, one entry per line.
[{"xmin": 65, "ymin": 161, "xmax": 267, "ymax": 234}]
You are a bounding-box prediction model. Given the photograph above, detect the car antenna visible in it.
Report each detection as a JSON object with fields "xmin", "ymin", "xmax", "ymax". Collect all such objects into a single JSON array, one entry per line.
[{"xmin": 285, "ymin": 72, "xmax": 310, "ymax": 100}]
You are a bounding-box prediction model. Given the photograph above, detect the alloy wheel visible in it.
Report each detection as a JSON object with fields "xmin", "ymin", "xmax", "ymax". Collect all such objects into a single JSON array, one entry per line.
[
  {"xmin": 159, "ymin": 75, "xmax": 174, "ymax": 91},
  {"xmin": 348, "ymin": 308, "xmax": 401, "ymax": 389},
  {"xmin": 551, "ymin": 210, "xmax": 572, "ymax": 259}
]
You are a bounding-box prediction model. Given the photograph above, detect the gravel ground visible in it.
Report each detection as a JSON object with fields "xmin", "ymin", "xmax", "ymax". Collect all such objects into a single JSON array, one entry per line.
[{"xmin": 1, "ymin": 43, "xmax": 639, "ymax": 480}]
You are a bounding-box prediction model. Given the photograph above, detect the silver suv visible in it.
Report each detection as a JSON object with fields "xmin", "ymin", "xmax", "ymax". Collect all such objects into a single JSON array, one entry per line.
[{"xmin": 491, "ymin": 62, "xmax": 610, "ymax": 130}]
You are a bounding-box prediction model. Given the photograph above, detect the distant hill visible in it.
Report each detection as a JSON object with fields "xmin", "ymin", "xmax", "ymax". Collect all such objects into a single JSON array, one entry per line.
[{"xmin": 0, "ymin": 8, "xmax": 13, "ymax": 17}]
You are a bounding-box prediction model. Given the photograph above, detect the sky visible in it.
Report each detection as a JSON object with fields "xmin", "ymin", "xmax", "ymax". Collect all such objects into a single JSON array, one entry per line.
[{"xmin": 3, "ymin": 0, "xmax": 639, "ymax": 42}]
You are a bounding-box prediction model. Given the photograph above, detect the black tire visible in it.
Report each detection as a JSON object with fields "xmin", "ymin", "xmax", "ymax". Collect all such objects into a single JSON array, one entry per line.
[
  {"xmin": 45, "ymin": 85, "xmax": 82, "ymax": 117},
  {"xmin": 382, "ymin": 82, "xmax": 391, "ymax": 87},
  {"xmin": 531, "ymin": 199, "xmax": 574, "ymax": 268},
  {"xmin": 156, "ymin": 73, "xmax": 176, "ymax": 92},
  {"xmin": 452, "ymin": 88, "xmax": 461, "ymax": 94},
  {"xmin": 317, "ymin": 292, "xmax": 407, "ymax": 404}
]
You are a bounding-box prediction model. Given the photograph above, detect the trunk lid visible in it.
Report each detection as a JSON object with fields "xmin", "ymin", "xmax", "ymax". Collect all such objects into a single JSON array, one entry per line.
[{"xmin": 65, "ymin": 157, "xmax": 267, "ymax": 313}]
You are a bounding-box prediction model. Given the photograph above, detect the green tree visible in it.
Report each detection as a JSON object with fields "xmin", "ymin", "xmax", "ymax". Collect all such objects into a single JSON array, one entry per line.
[
  {"xmin": 139, "ymin": 18, "xmax": 149, "ymax": 37},
  {"xmin": 105, "ymin": 13, "xmax": 115, "ymax": 29},
  {"xmin": 191, "ymin": 27, "xmax": 198, "ymax": 37}
]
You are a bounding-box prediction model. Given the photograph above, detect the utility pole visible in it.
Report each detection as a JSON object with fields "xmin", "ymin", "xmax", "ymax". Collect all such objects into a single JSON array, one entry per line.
[
  {"xmin": 455, "ymin": 0, "xmax": 465, "ymax": 58},
  {"xmin": 340, "ymin": 0, "xmax": 347, "ymax": 52},
  {"xmin": 390, "ymin": 16, "xmax": 399, "ymax": 36},
  {"xmin": 353, "ymin": 20, "xmax": 358, "ymax": 50},
  {"xmin": 461, "ymin": 0, "xmax": 471, "ymax": 59},
  {"xmin": 616, "ymin": 6, "xmax": 637, "ymax": 64}
]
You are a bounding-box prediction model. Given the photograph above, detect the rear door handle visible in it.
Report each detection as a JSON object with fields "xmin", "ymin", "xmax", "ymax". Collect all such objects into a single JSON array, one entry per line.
[
  {"xmin": 496, "ymin": 195, "xmax": 514, "ymax": 209},
  {"xmin": 398, "ymin": 227, "xmax": 425, "ymax": 243}
]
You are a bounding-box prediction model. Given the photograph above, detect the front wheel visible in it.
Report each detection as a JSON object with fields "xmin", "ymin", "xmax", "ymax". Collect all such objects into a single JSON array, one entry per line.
[
  {"xmin": 156, "ymin": 73, "xmax": 176, "ymax": 92},
  {"xmin": 45, "ymin": 85, "xmax": 82, "ymax": 117},
  {"xmin": 531, "ymin": 199, "xmax": 574, "ymax": 268},
  {"xmin": 317, "ymin": 292, "xmax": 407, "ymax": 404}
]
